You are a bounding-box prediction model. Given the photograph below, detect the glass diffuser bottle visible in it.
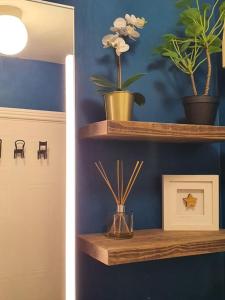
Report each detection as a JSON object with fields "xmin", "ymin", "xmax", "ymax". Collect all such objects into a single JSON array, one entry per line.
[
  {"xmin": 95, "ymin": 160, "xmax": 143, "ymax": 240},
  {"xmin": 106, "ymin": 204, "xmax": 133, "ymax": 239}
]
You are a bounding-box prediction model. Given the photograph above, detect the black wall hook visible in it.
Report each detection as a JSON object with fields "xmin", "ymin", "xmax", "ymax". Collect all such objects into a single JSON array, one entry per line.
[
  {"xmin": 37, "ymin": 141, "xmax": 48, "ymax": 159},
  {"xmin": 0, "ymin": 139, "xmax": 2, "ymax": 158},
  {"xmin": 14, "ymin": 140, "xmax": 25, "ymax": 159}
]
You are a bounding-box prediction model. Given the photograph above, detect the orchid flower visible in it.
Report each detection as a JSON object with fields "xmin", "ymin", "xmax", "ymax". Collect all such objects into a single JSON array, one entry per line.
[
  {"xmin": 105, "ymin": 14, "xmax": 146, "ymax": 55},
  {"xmin": 113, "ymin": 17, "xmax": 126, "ymax": 29},
  {"xmin": 125, "ymin": 25, "xmax": 140, "ymax": 40},
  {"xmin": 112, "ymin": 37, "xmax": 129, "ymax": 56},
  {"xmin": 102, "ymin": 34, "xmax": 119, "ymax": 48},
  {"xmin": 91, "ymin": 13, "xmax": 147, "ymax": 105},
  {"xmin": 125, "ymin": 14, "xmax": 147, "ymax": 29},
  {"xmin": 102, "ymin": 35, "xmax": 129, "ymax": 55}
]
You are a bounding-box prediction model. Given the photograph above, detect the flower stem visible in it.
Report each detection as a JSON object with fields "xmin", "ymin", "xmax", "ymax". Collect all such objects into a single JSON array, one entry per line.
[{"xmin": 116, "ymin": 52, "xmax": 122, "ymax": 90}]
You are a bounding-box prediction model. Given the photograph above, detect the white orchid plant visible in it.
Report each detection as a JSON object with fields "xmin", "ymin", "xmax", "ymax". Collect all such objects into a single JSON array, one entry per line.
[{"xmin": 91, "ymin": 14, "xmax": 147, "ymax": 105}]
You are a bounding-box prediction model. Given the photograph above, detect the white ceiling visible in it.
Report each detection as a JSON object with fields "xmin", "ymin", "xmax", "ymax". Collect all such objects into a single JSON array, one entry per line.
[{"xmin": 0, "ymin": 0, "xmax": 74, "ymax": 64}]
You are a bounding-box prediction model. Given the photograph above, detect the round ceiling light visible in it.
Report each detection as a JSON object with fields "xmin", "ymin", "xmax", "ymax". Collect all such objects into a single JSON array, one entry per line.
[{"xmin": 0, "ymin": 6, "xmax": 28, "ymax": 56}]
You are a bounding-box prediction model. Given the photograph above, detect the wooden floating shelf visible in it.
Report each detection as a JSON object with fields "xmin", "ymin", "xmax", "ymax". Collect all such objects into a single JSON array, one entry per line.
[
  {"xmin": 79, "ymin": 121, "xmax": 225, "ymax": 143},
  {"xmin": 78, "ymin": 229, "xmax": 225, "ymax": 266}
]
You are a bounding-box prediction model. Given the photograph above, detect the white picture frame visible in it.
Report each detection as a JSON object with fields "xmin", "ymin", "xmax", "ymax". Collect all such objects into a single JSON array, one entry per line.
[{"xmin": 162, "ymin": 175, "xmax": 219, "ymax": 231}]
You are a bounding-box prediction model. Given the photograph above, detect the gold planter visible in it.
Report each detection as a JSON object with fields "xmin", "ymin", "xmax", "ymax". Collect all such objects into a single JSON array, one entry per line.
[{"xmin": 104, "ymin": 91, "xmax": 134, "ymax": 121}]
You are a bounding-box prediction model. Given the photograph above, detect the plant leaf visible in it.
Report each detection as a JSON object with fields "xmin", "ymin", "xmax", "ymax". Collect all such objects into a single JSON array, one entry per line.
[
  {"xmin": 181, "ymin": 41, "xmax": 191, "ymax": 52},
  {"xmin": 163, "ymin": 34, "xmax": 178, "ymax": 43},
  {"xmin": 202, "ymin": 3, "xmax": 211, "ymax": 14},
  {"xmin": 96, "ymin": 87, "xmax": 113, "ymax": 93},
  {"xmin": 179, "ymin": 8, "xmax": 202, "ymax": 29},
  {"xmin": 208, "ymin": 46, "xmax": 222, "ymax": 54},
  {"xmin": 121, "ymin": 73, "xmax": 146, "ymax": 90},
  {"xmin": 133, "ymin": 92, "xmax": 145, "ymax": 106},
  {"xmin": 90, "ymin": 75, "xmax": 116, "ymax": 88},
  {"xmin": 155, "ymin": 45, "xmax": 165, "ymax": 54},
  {"xmin": 208, "ymin": 35, "xmax": 221, "ymax": 47},
  {"xmin": 219, "ymin": 2, "xmax": 225, "ymax": 18},
  {"xmin": 185, "ymin": 22, "xmax": 203, "ymax": 36},
  {"xmin": 162, "ymin": 51, "xmax": 178, "ymax": 59}
]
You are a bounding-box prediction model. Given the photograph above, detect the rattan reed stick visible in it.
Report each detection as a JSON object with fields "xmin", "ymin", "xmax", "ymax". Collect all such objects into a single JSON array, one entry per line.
[
  {"xmin": 95, "ymin": 160, "xmax": 143, "ymax": 206},
  {"xmin": 95, "ymin": 163, "xmax": 115, "ymax": 194},
  {"xmin": 120, "ymin": 160, "xmax": 124, "ymax": 203},
  {"xmin": 95, "ymin": 160, "xmax": 143, "ymax": 237},
  {"xmin": 122, "ymin": 161, "xmax": 143, "ymax": 204},
  {"xmin": 122, "ymin": 161, "xmax": 140, "ymax": 203},
  {"xmin": 99, "ymin": 161, "xmax": 110, "ymax": 182},
  {"xmin": 95, "ymin": 162, "xmax": 119, "ymax": 204},
  {"xmin": 117, "ymin": 160, "xmax": 120, "ymax": 203},
  {"xmin": 96, "ymin": 162, "xmax": 111, "ymax": 187},
  {"xmin": 124, "ymin": 161, "xmax": 143, "ymax": 202},
  {"xmin": 97, "ymin": 162, "xmax": 119, "ymax": 204}
]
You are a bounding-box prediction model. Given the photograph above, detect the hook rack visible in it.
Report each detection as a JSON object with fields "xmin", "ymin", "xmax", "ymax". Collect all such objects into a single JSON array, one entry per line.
[
  {"xmin": 14, "ymin": 140, "xmax": 25, "ymax": 159},
  {"xmin": 37, "ymin": 141, "xmax": 48, "ymax": 159}
]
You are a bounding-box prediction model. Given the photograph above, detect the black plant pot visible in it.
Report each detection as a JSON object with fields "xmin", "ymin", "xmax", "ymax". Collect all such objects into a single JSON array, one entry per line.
[{"xmin": 183, "ymin": 96, "xmax": 219, "ymax": 125}]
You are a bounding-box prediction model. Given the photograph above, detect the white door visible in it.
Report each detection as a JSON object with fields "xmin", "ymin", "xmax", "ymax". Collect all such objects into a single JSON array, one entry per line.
[{"xmin": 0, "ymin": 107, "xmax": 65, "ymax": 300}]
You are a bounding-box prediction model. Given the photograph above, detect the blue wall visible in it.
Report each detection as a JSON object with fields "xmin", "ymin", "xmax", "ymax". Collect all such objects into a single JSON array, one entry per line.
[
  {"xmin": 66, "ymin": 0, "xmax": 225, "ymax": 300},
  {"xmin": 219, "ymin": 57, "xmax": 225, "ymax": 228},
  {"xmin": 0, "ymin": 56, "xmax": 64, "ymax": 111},
  {"xmin": 51, "ymin": 0, "xmax": 225, "ymax": 299}
]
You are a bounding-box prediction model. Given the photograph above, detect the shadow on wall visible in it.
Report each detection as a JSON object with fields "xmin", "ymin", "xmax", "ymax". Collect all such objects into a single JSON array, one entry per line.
[
  {"xmin": 77, "ymin": 139, "xmax": 220, "ymax": 234},
  {"xmin": 80, "ymin": 55, "xmax": 114, "ymax": 123},
  {"xmin": 81, "ymin": 56, "xmax": 191, "ymax": 124},
  {"xmin": 80, "ymin": 98, "xmax": 106, "ymax": 122},
  {"xmin": 147, "ymin": 58, "xmax": 188, "ymax": 123},
  {"xmin": 77, "ymin": 251, "xmax": 224, "ymax": 300},
  {"xmin": 81, "ymin": 56, "xmax": 219, "ymax": 125}
]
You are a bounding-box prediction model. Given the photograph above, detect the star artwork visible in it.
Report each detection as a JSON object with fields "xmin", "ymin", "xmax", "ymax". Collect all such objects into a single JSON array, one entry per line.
[{"xmin": 183, "ymin": 193, "xmax": 197, "ymax": 209}]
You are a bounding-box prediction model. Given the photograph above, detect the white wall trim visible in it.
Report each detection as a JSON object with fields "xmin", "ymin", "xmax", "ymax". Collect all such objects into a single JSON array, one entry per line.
[
  {"xmin": 0, "ymin": 107, "xmax": 65, "ymax": 123},
  {"xmin": 28, "ymin": 0, "xmax": 75, "ymax": 10}
]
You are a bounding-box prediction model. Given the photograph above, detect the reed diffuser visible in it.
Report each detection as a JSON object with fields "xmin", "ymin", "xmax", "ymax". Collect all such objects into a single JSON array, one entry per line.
[{"xmin": 95, "ymin": 160, "xmax": 143, "ymax": 239}]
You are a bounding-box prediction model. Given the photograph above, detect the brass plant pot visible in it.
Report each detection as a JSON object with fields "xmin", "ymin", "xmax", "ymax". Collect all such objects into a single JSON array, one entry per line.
[{"xmin": 104, "ymin": 91, "xmax": 134, "ymax": 121}]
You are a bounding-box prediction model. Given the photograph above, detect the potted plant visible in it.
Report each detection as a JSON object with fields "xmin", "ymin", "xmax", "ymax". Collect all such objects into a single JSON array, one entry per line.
[
  {"xmin": 157, "ymin": 0, "xmax": 225, "ymax": 125},
  {"xmin": 91, "ymin": 14, "xmax": 147, "ymax": 121}
]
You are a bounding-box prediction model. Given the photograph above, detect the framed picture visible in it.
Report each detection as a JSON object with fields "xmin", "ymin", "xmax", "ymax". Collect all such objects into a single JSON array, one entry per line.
[{"xmin": 162, "ymin": 175, "xmax": 219, "ymax": 231}]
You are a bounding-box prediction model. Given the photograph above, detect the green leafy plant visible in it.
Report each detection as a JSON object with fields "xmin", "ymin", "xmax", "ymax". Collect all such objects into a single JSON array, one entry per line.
[
  {"xmin": 91, "ymin": 14, "xmax": 147, "ymax": 105},
  {"xmin": 157, "ymin": 0, "xmax": 225, "ymax": 96}
]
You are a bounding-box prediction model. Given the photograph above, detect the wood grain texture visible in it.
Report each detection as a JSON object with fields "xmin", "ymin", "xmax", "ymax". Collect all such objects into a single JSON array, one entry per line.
[
  {"xmin": 79, "ymin": 121, "xmax": 225, "ymax": 142},
  {"xmin": 78, "ymin": 229, "xmax": 225, "ymax": 265}
]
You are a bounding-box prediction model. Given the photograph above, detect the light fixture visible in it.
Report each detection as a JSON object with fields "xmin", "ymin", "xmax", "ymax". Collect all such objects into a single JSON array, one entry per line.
[
  {"xmin": 0, "ymin": 5, "xmax": 28, "ymax": 55},
  {"xmin": 65, "ymin": 55, "xmax": 75, "ymax": 300}
]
